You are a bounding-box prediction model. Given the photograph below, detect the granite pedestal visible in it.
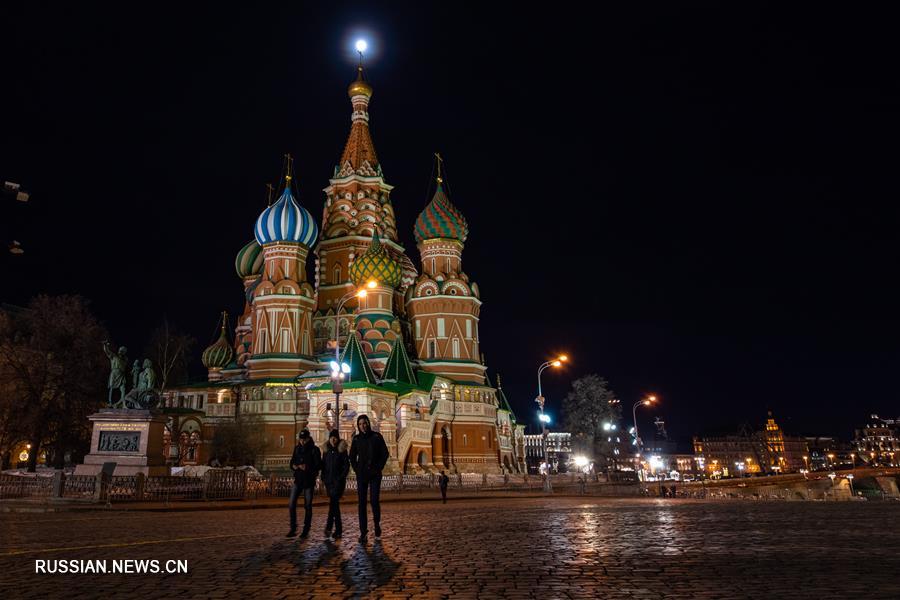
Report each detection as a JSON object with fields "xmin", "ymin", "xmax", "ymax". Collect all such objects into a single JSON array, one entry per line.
[{"xmin": 74, "ymin": 408, "xmax": 170, "ymax": 476}]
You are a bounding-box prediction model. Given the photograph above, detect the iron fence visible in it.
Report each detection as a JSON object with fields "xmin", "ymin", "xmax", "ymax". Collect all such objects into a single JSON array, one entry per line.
[
  {"xmin": 107, "ymin": 476, "xmax": 138, "ymax": 501},
  {"xmin": 143, "ymin": 476, "xmax": 204, "ymax": 501},
  {"xmin": 0, "ymin": 474, "xmax": 54, "ymax": 499},
  {"xmin": 63, "ymin": 475, "xmax": 97, "ymax": 499}
]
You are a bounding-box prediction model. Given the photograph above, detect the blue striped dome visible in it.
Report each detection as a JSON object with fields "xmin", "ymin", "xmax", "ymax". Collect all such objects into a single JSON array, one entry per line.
[{"xmin": 254, "ymin": 185, "xmax": 318, "ymax": 247}]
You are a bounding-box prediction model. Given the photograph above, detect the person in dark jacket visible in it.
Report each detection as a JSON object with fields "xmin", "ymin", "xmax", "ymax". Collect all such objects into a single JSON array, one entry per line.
[
  {"xmin": 439, "ymin": 470, "xmax": 450, "ymax": 504},
  {"xmin": 349, "ymin": 414, "xmax": 389, "ymax": 543},
  {"xmin": 320, "ymin": 429, "xmax": 349, "ymax": 539},
  {"xmin": 287, "ymin": 429, "xmax": 321, "ymax": 539}
]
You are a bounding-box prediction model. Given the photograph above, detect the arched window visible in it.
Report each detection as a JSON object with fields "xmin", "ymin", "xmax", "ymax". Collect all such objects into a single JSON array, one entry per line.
[
  {"xmin": 333, "ymin": 264, "xmax": 342, "ymax": 284},
  {"xmin": 452, "ymin": 338, "xmax": 460, "ymax": 359},
  {"xmin": 428, "ymin": 340, "xmax": 437, "ymax": 359},
  {"xmin": 463, "ymin": 434, "xmax": 468, "ymax": 447}
]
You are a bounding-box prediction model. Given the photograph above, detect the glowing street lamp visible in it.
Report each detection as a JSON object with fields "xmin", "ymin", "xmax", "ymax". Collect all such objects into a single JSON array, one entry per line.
[
  {"xmin": 631, "ymin": 394, "xmax": 657, "ymax": 480},
  {"xmin": 329, "ymin": 281, "xmax": 375, "ymax": 437},
  {"xmin": 846, "ymin": 474, "xmax": 855, "ymax": 497},
  {"xmin": 535, "ymin": 355, "xmax": 568, "ymax": 492}
]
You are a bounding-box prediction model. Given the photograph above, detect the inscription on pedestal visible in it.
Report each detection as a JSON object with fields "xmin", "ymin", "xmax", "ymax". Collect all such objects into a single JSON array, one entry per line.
[{"xmin": 98, "ymin": 431, "xmax": 141, "ymax": 453}]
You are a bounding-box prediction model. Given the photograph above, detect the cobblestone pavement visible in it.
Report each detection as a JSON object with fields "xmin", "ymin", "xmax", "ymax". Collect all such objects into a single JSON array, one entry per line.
[{"xmin": 1, "ymin": 497, "xmax": 898, "ymax": 599}]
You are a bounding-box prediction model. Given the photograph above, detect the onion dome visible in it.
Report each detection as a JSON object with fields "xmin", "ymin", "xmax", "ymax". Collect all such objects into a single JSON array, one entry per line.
[
  {"xmin": 397, "ymin": 251, "xmax": 418, "ymax": 290},
  {"xmin": 348, "ymin": 66, "xmax": 373, "ymax": 98},
  {"xmin": 235, "ymin": 240, "xmax": 264, "ymax": 279},
  {"xmin": 413, "ymin": 184, "xmax": 468, "ymax": 243},
  {"xmin": 349, "ymin": 230, "xmax": 402, "ymax": 288},
  {"xmin": 201, "ymin": 313, "xmax": 234, "ymax": 370},
  {"xmin": 254, "ymin": 183, "xmax": 318, "ymax": 247}
]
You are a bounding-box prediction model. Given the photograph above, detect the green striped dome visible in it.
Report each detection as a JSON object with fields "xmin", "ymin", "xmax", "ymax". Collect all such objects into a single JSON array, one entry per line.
[
  {"xmin": 413, "ymin": 184, "xmax": 468, "ymax": 243},
  {"xmin": 235, "ymin": 240, "xmax": 263, "ymax": 279},
  {"xmin": 349, "ymin": 231, "xmax": 402, "ymax": 288},
  {"xmin": 202, "ymin": 320, "xmax": 233, "ymax": 370}
]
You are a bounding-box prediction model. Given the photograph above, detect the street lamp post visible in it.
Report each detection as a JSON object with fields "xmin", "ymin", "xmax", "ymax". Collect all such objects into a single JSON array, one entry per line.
[
  {"xmin": 330, "ymin": 282, "xmax": 375, "ymax": 439},
  {"xmin": 846, "ymin": 474, "xmax": 855, "ymax": 497},
  {"xmin": 535, "ymin": 355, "xmax": 568, "ymax": 493},
  {"xmin": 632, "ymin": 395, "xmax": 656, "ymax": 482}
]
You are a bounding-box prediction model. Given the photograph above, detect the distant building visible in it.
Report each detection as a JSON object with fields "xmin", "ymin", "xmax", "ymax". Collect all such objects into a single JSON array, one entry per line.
[
  {"xmin": 524, "ymin": 432, "xmax": 572, "ymax": 474},
  {"xmin": 693, "ymin": 412, "xmax": 808, "ymax": 477},
  {"xmin": 854, "ymin": 415, "xmax": 900, "ymax": 467}
]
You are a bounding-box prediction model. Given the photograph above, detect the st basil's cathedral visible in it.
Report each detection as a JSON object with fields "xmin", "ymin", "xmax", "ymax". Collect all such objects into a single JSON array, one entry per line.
[{"xmin": 168, "ymin": 65, "xmax": 526, "ymax": 475}]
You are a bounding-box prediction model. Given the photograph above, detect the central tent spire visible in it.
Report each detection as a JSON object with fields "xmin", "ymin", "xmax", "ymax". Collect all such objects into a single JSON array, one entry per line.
[{"xmin": 338, "ymin": 55, "xmax": 380, "ymax": 178}]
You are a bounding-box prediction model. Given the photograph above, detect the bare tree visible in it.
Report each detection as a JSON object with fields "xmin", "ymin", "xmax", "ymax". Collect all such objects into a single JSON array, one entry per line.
[
  {"xmin": 0, "ymin": 296, "xmax": 108, "ymax": 470},
  {"xmin": 209, "ymin": 415, "xmax": 267, "ymax": 467},
  {"xmin": 145, "ymin": 318, "xmax": 195, "ymax": 393}
]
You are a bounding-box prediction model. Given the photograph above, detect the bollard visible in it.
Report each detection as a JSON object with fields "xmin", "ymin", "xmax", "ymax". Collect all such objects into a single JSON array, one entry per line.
[
  {"xmin": 93, "ymin": 473, "xmax": 106, "ymax": 503},
  {"xmin": 51, "ymin": 470, "xmax": 65, "ymax": 498},
  {"xmin": 135, "ymin": 472, "xmax": 145, "ymax": 501}
]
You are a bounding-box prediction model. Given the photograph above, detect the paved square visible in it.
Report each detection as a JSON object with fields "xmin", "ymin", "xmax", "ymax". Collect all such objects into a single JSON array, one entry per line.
[{"xmin": 1, "ymin": 497, "xmax": 898, "ymax": 598}]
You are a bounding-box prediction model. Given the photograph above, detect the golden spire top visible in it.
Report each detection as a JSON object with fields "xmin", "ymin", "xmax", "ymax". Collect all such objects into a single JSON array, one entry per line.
[
  {"xmin": 435, "ymin": 152, "xmax": 444, "ymax": 185},
  {"xmin": 283, "ymin": 153, "xmax": 294, "ymax": 185},
  {"xmin": 219, "ymin": 310, "xmax": 229, "ymax": 334},
  {"xmin": 348, "ymin": 65, "xmax": 373, "ymax": 99},
  {"xmin": 266, "ymin": 182, "xmax": 274, "ymax": 206}
]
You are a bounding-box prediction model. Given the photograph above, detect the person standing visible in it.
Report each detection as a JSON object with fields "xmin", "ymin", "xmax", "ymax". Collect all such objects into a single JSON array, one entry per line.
[
  {"xmin": 439, "ymin": 470, "xmax": 450, "ymax": 504},
  {"xmin": 321, "ymin": 429, "xmax": 349, "ymax": 539},
  {"xmin": 349, "ymin": 414, "xmax": 389, "ymax": 543},
  {"xmin": 287, "ymin": 429, "xmax": 321, "ymax": 539}
]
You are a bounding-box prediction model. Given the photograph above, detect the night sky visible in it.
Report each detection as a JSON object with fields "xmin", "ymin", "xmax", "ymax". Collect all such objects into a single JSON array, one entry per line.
[{"xmin": 3, "ymin": 3, "xmax": 898, "ymax": 441}]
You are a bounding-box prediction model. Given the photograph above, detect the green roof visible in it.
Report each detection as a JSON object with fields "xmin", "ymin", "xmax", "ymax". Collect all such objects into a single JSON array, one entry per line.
[
  {"xmin": 494, "ymin": 373, "xmax": 517, "ymax": 420},
  {"xmin": 381, "ymin": 339, "xmax": 417, "ymax": 386},
  {"xmin": 417, "ymin": 371, "xmax": 438, "ymax": 393},
  {"xmin": 340, "ymin": 331, "xmax": 378, "ymax": 385}
]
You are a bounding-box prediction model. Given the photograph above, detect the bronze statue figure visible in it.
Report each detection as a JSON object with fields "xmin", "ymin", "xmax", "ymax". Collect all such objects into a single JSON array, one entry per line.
[{"xmin": 102, "ymin": 341, "xmax": 128, "ymax": 406}]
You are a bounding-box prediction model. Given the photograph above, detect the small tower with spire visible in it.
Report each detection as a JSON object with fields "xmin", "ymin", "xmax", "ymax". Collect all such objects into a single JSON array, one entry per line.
[
  {"xmin": 348, "ymin": 228, "xmax": 404, "ymax": 366},
  {"xmin": 246, "ymin": 156, "xmax": 320, "ymax": 379},
  {"xmin": 202, "ymin": 311, "xmax": 235, "ymax": 382},
  {"xmin": 408, "ymin": 156, "xmax": 485, "ymax": 384}
]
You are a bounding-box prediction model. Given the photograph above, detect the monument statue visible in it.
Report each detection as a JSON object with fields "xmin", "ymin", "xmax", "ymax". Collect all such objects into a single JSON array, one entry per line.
[
  {"xmin": 131, "ymin": 359, "xmax": 141, "ymax": 390},
  {"xmin": 102, "ymin": 341, "xmax": 128, "ymax": 406},
  {"xmin": 115, "ymin": 358, "xmax": 160, "ymax": 410},
  {"xmin": 138, "ymin": 358, "xmax": 158, "ymax": 392}
]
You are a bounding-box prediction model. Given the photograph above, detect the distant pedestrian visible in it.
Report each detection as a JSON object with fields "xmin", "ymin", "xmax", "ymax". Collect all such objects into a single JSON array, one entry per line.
[
  {"xmin": 287, "ymin": 429, "xmax": 321, "ymax": 539},
  {"xmin": 669, "ymin": 484, "xmax": 677, "ymax": 498},
  {"xmin": 349, "ymin": 414, "xmax": 389, "ymax": 543},
  {"xmin": 321, "ymin": 429, "xmax": 349, "ymax": 540},
  {"xmin": 578, "ymin": 476, "xmax": 586, "ymax": 495},
  {"xmin": 439, "ymin": 470, "xmax": 450, "ymax": 503}
]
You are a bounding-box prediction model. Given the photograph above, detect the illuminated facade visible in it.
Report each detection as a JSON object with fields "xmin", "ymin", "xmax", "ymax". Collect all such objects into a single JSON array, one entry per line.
[
  {"xmin": 693, "ymin": 412, "xmax": 808, "ymax": 477},
  {"xmin": 167, "ymin": 65, "xmax": 526, "ymax": 474},
  {"xmin": 854, "ymin": 414, "xmax": 899, "ymax": 467}
]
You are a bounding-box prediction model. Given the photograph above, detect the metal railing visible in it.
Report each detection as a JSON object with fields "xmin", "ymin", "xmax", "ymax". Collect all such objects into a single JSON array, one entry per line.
[
  {"xmin": 0, "ymin": 474, "xmax": 54, "ymax": 499},
  {"xmin": 1, "ymin": 470, "xmax": 667, "ymax": 503},
  {"xmin": 63, "ymin": 475, "xmax": 98, "ymax": 499}
]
